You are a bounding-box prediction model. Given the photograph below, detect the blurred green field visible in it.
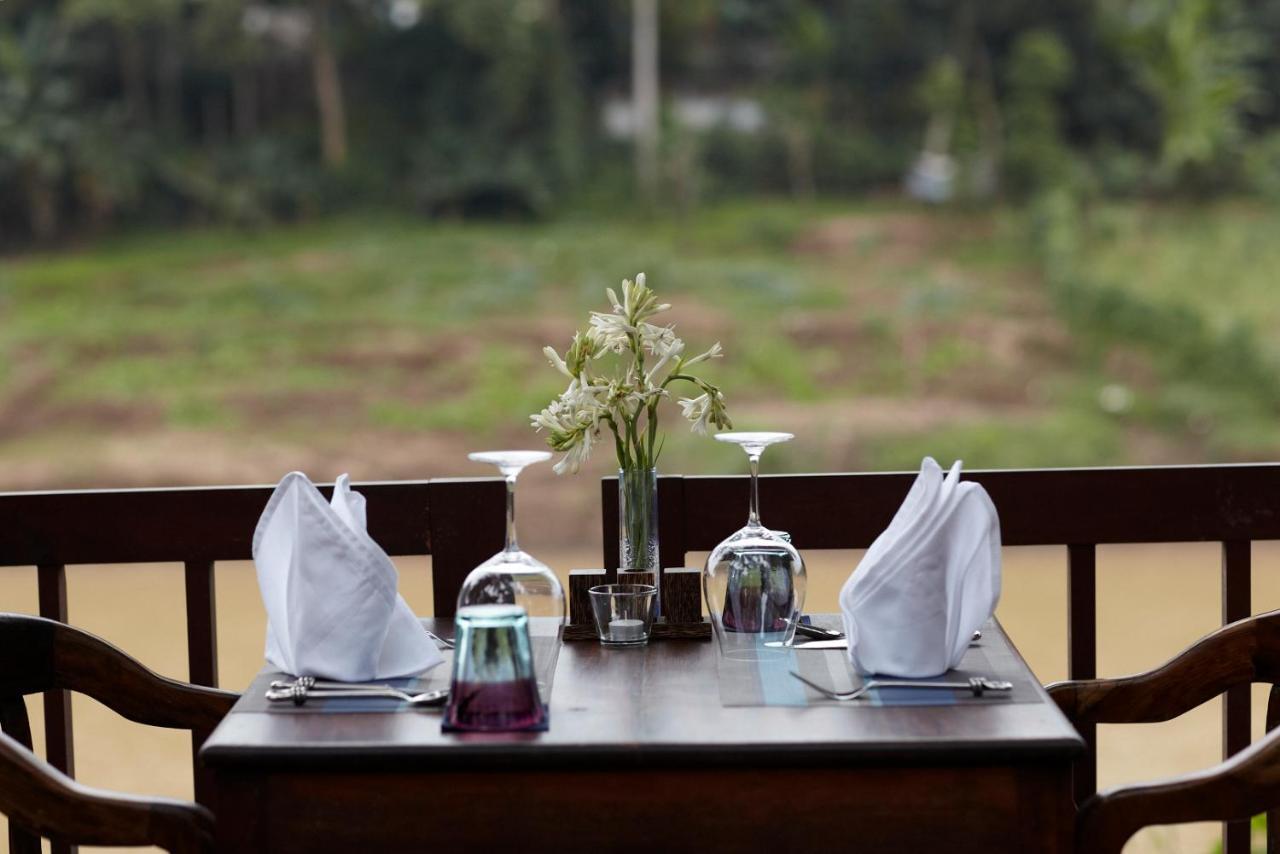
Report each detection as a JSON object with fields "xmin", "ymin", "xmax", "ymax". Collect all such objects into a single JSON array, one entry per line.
[{"xmin": 0, "ymin": 199, "xmax": 1277, "ymax": 507}]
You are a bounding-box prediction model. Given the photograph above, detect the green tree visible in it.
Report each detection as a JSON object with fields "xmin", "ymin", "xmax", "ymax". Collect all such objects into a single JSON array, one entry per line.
[
  {"xmin": 1109, "ymin": 0, "xmax": 1259, "ymax": 187},
  {"xmin": 61, "ymin": 0, "xmax": 183, "ymax": 128},
  {"xmin": 0, "ymin": 15, "xmax": 81, "ymax": 239},
  {"xmin": 308, "ymin": 0, "xmax": 348, "ymax": 168},
  {"xmin": 1003, "ymin": 29, "xmax": 1075, "ymax": 195},
  {"xmin": 192, "ymin": 0, "xmax": 264, "ymax": 140}
]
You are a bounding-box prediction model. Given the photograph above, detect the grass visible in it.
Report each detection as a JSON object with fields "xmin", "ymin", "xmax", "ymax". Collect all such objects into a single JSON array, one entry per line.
[{"xmin": 1, "ymin": 196, "xmax": 1278, "ymax": 488}]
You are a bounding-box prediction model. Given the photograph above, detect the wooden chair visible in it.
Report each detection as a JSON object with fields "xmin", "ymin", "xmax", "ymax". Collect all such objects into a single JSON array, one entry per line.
[
  {"xmin": 0, "ymin": 477, "xmax": 504, "ymax": 854},
  {"xmin": 603, "ymin": 463, "xmax": 1280, "ymax": 853},
  {"xmin": 0, "ymin": 732, "xmax": 212, "ymax": 854},
  {"xmin": 1047, "ymin": 610, "xmax": 1280, "ymax": 853},
  {"xmin": 0, "ymin": 612, "xmax": 237, "ymax": 853}
]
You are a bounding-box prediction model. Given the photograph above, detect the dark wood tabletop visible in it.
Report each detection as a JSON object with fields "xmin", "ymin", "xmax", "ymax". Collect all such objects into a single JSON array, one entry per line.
[
  {"xmin": 201, "ymin": 617, "xmax": 1083, "ymax": 852},
  {"xmin": 202, "ymin": 617, "xmax": 1081, "ymax": 770}
]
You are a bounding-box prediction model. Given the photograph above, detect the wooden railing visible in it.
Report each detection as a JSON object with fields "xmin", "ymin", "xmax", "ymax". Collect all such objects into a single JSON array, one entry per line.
[
  {"xmin": 603, "ymin": 462, "xmax": 1280, "ymax": 854},
  {"xmin": 0, "ymin": 477, "xmax": 503, "ymax": 854}
]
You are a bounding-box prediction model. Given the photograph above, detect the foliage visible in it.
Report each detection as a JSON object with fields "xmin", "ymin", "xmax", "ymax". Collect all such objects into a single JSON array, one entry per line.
[
  {"xmin": 0, "ymin": 14, "xmax": 82, "ymax": 239},
  {"xmin": 1027, "ymin": 182, "xmax": 1280, "ymax": 463},
  {"xmin": 2, "ymin": 0, "xmax": 1280, "ymax": 239},
  {"xmin": 1243, "ymin": 130, "xmax": 1280, "ymax": 202},
  {"xmin": 6, "ymin": 198, "xmax": 1280, "ymax": 478},
  {"xmin": 1105, "ymin": 0, "xmax": 1260, "ymax": 190},
  {"xmin": 1002, "ymin": 30, "xmax": 1075, "ymax": 195}
]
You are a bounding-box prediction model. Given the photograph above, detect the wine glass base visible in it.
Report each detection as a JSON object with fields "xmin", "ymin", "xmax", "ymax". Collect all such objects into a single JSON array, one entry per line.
[{"xmin": 716, "ymin": 633, "xmax": 795, "ymax": 662}]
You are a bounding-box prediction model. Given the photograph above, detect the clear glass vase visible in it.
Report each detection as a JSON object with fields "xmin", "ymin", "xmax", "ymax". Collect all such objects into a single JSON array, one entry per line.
[
  {"xmin": 703, "ymin": 432, "xmax": 806, "ymax": 659},
  {"xmin": 618, "ymin": 466, "xmax": 659, "ymax": 573}
]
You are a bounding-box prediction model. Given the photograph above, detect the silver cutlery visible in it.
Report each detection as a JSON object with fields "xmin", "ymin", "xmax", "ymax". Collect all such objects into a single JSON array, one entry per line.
[
  {"xmin": 270, "ymin": 676, "xmax": 408, "ymax": 692},
  {"xmin": 769, "ymin": 629, "xmax": 983, "ymax": 650},
  {"xmin": 794, "ymin": 622, "xmax": 845, "ymax": 641},
  {"xmin": 765, "ymin": 638, "xmax": 848, "ymax": 649},
  {"xmin": 266, "ymin": 683, "xmax": 450, "ymax": 707},
  {"xmin": 425, "ymin": 629, "xmax": 455, "ymax": 649},
  {"xmin": 790, "ymin": 671, "xmax": 1013, "ymax": 701}
]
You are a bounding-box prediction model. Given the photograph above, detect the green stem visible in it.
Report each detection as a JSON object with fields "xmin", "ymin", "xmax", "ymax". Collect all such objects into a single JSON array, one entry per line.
[
  {"xmin": 604, "ymin": 415, "xmax": 627, "ymax": 469},
  {"xmin": 646, "ymin": 399, "xmax": 659, "ymax": 463}
]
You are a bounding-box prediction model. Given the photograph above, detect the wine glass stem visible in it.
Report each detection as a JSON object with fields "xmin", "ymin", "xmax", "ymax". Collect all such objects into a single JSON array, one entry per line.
[
  {"xmin": 748, "ymin": 452, "xmax": 761, "ymax": 527},
  {"xmin": 504, "ymin": 474, "xmax": 519, "ymax": 553}
]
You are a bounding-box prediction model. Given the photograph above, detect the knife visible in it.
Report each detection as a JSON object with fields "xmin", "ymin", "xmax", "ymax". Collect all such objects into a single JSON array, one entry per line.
[
  {"xmin": 764, "ymin": 639, "xmax": 848, "ymax": 649},
  {"xmin": 794, "ymin": 622, "xmax": 845, "ymax": 641}
]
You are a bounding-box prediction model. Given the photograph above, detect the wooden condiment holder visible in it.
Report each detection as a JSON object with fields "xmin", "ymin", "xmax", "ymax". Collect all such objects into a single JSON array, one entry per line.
[{"xmin": 564, "ymin": 567, "xmax": 711, "ymax": 640}]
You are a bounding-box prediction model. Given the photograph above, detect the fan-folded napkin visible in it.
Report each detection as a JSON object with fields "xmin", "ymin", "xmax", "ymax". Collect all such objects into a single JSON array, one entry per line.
[
  {"xmin": 838, "ymin": 457, "xmax": 1001, "ymax": 678},
  {"xmin": 253, "ymin": 471, "xmax": 443, "ymax": 680}
]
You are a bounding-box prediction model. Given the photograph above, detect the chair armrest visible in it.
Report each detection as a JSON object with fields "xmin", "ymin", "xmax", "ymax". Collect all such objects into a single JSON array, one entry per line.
[
  {"xmin": 1047, "ymin": 609, "xmax": 1280, "ymax": 725},
  {"xmin": 1076, "ymin": 721, "xmax": 1280, "ymax": 853},
  {"xmin": 1, "ymin": 613, "xmax": 237, "ymax": 732},
  {"xmin": 0, "ymin": 729, "xmax": 213, "ymax": 853},
  {"xmin": 54, "ymin": 619, "xmax": 238, "ymax": 730}
]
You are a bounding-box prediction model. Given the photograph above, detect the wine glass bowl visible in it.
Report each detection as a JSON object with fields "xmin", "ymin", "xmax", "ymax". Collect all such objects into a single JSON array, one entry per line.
[
  {"xmin": 457, "ymin": 450, "xmax": 565, "ymax": 698},
  {"xmin": 703, "ymin": 432, "xmax": 806, "ymax": 658}
]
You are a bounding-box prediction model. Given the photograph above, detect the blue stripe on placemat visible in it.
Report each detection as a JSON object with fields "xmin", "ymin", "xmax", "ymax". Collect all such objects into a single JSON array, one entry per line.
[
  {"xmin": 868, "ymin": 683, "xmax": 960, "ymax": 707},
  {"xmin": 754, "ymin": 642, "xmax": 808, "ymax": 707}
]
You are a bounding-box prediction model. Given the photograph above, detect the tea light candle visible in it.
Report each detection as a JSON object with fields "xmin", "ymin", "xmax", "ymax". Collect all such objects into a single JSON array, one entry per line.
[{"xmin": 609, "ymin": 618, "xmax": 645, "ymax": 642}]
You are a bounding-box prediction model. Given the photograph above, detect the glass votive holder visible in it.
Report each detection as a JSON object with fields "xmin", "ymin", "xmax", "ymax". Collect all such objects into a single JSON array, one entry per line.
[
  {"xmin": 443, "ymin": 603, "xmax": 547, "ymax": 733},
  {"xmin": 588, "ymin": 584, "xmax": 658, "ymax": 647}
]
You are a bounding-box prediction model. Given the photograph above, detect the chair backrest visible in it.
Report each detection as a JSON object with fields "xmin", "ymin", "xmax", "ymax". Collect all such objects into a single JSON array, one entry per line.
[
  {"xmin": 602, "ymin": 462, "xmax": 1280, "ymax": 851},
  {"xmin": 0, "ymin": 614, "xmax": 237, "ymax": 746},
  {"xmin": 0, "ymin": 728, "xmax": 214, "ymax": 854},
  {"xmin": 0, "ymin": 613, "xmax": 235, "ymax": 854},
  {"xmin": 0, "ymin": 476, "xmax": 504, "ymax": 853}
]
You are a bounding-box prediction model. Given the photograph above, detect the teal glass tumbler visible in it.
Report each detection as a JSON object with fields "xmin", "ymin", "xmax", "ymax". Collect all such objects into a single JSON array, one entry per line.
[{"xmin": 443, "ymin": 603, "xmax": 547, "ymax": 733}]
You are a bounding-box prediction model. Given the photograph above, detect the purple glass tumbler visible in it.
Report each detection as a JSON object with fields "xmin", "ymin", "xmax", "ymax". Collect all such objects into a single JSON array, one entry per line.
[{"xmin": 443, "ymin": 603, "xmax": 547, "ymax": 733}]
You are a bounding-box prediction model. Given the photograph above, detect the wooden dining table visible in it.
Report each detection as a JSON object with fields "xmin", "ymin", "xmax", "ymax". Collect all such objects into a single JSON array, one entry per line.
[{"xmin": 201, "ymin": 617, "xmax": 1083, "ymax": 852}]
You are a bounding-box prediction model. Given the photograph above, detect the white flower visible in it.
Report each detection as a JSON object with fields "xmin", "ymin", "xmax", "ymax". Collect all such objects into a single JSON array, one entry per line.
[
  {"xmin": 587, "ymin": 311, "xmax": 633, "ymax": 354},
  {"xmin": 645, "ymin": 335, "xmax": 685, "ymax": 384},
  {"xmin": 552, "ymin": 425, "xmax": 597, "ymax": 475},
  {"xmin": 679, "ymin": 393, "xmax": 713, "ymax": 436},
  {"xmin": 532, "ymin": 273, "xmax": 731, "ymax": 473},
  {"xmin": 683, "ymin": 341, "xmax": 723, "ymax": 368},
  {"xmin": 639, "ymin": 322, "xmax": 678, "ymax": 354},
  {"xmin": 543, "ymin": 346, "xmax": 573, "ymax": 379}
]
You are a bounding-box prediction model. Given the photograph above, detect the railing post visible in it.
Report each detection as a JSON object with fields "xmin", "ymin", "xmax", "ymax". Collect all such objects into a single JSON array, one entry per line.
[
  {"xmin": 1221, "ymin": 540, "xmax": 1251, "ymax": 854},
  {"xmin": 37, "ymin": 562, "xmax": 76, "ymax": 854},
  {"xmin": 1067, "ymin": 543, "xmax": 1097, "ymax": 807},
  {"xmin": 184, "ymin": 559, "xmax": 219, "ymax": 811},
  {"xmin": 427, "ymin": 479, "xmax": 505, "ymax": 617}
]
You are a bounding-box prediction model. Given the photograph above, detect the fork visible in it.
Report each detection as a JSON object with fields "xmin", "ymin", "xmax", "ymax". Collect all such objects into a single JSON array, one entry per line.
[
  {"xmin": 790, "ymin": 671, "xmax": 1013, "ymax": 701},
  {"xmin": 265, "ymin": 684, "xmax": 450, "ymax": 707}
]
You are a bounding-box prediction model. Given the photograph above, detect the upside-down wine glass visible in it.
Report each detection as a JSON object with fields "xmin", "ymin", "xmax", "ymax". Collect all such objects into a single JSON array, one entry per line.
[
  {"xmin": 702, "ymin": 432, "xmax": 807, "ymax": 659},
  {"xmin": 457, "ymin": 451, "xmax": 565, "ymax": 698}
]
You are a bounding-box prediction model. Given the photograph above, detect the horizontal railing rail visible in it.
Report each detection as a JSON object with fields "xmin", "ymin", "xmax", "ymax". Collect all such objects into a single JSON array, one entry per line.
[
  {"xmin": 603, "ymin": 462, "xmax": 1280, "ymax": 854},
  {"xmin": 0, "ymin": 477, "xmax": 504, "ymax": 854}
]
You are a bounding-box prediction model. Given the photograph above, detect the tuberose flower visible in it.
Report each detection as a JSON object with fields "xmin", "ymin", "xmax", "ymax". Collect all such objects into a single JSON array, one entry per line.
[{"xmin": 532, "ymin": 273, "xmax": 730, "ymax": 474}]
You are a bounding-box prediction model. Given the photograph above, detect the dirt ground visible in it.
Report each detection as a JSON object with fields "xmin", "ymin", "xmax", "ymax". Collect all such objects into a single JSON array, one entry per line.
[{"xmin": 3, "ymin": 541, "xmax": 1278, "ymax": 853}]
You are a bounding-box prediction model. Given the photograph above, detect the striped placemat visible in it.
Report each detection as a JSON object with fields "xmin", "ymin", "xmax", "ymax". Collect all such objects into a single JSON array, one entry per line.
[
  {"xmin": 717, "ymin": 618, "xmax": 1039, "ymax": 708},
  {"xmin": 247, "ymin": 637, "xmax": 560, "ymax": 714}
]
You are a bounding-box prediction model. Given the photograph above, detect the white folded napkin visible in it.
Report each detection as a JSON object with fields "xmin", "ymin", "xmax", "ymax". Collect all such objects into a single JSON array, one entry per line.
[
  {"xmin": 838, "ymin": 457, "xmax": 1001, "ymax": 677},
  {"xmin": 253, "ymin": 471, "xmax": 443, "ymax": 681}
]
